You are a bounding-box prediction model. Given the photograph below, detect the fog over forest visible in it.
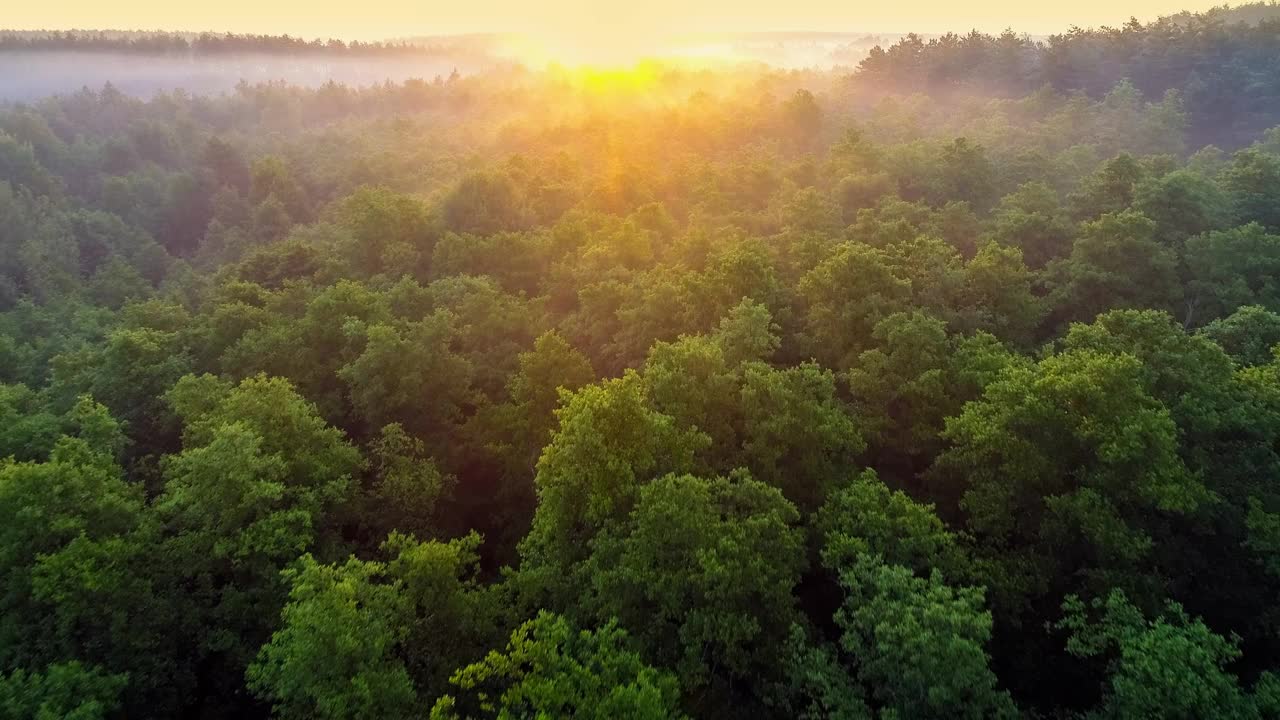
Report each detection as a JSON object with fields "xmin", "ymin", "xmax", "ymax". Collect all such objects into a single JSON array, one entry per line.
[
  {"xmin": 8, "ymin": 3, "xmax": 1280, "ymax": 720},
  {"xmin": 0, "ymin": 31, "xmax": 911, "ymax": 100},
  {"xmin": 0, "ymin": 52, "xmax": 500, "ymax": 100}
]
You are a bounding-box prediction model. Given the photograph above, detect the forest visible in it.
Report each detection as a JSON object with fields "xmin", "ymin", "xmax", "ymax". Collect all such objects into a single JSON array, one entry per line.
[{"xmin": 6, "ymin": 2, "xmax": 1280, "ymax": 718}]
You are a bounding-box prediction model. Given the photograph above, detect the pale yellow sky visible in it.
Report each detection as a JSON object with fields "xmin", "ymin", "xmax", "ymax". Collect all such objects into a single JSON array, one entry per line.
[{"xmin": 6, "ymin": 0, "xmax": 1230, "ymax": 40}]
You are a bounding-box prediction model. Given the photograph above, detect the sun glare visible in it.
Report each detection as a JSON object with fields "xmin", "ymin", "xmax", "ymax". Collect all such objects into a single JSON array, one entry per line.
[{"xmin": 504, "ymin": 26, "xmax": 746, "ymax": 71}]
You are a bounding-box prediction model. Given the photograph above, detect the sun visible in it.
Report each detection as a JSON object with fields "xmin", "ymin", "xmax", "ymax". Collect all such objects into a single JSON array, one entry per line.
[{"xmin": 502, "ymin": 26, "xmax": 744, "ymax": 70}]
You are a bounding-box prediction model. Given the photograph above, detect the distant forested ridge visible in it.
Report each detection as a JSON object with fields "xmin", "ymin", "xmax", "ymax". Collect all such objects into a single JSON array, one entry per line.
[
  {"xmin": 7, "ymin": 3, "xmax": 1280, "ymax": 720},
  {"xmin": 855, "ymin": 1, "xmax": 1280, "ymax": 146}
]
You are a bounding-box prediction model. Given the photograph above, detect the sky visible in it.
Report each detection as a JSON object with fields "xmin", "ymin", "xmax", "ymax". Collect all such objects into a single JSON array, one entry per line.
[{"xmin": 7, "ymin": 0, "xmax": 1231, "ymax": 44}]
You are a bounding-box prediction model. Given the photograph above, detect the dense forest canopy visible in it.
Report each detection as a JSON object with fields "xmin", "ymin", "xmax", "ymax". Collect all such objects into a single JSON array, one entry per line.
[{"xmin": 6, "ymin": 2, "xmax": 1280, "ymax": 719}]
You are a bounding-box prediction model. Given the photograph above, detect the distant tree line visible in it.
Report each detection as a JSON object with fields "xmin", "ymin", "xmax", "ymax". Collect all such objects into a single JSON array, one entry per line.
[
  {"xmin": 0, "ymin": 29, "xmax": 484, "ymax": 57},
  {"xmin": 855, "ymin": 1, "xmax": 1280, "ymax": 146}
]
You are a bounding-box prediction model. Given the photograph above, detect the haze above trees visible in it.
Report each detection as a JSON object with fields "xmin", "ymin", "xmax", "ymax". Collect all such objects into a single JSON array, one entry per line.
[{"xmin": 5, "ymin": 3, "xmax": 1280, "ymax": 719}]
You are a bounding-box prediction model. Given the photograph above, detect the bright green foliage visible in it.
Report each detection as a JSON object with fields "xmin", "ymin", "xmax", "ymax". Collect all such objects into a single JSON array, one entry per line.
[
  {"xmin": 0, "ymin": 437, "xmax": 145, "ymax": 666},
  {"xmin": 1060, "ymin": 309, "xmax": 1244, "ymax": 441},
  {"xmin": 817, "ymin": 470, "xmax": 966, "ymax": 580},
  {"xmin": 431, "ymin": 613, "xmax": 685, "ymax": 720},
  {"xmin": 251, "ymin": 555, "xmax": 418, "ymax": 720},
  {"xmin": 517, "ymin": 372, "xmax": 708, "ymax": 604},
  {"xmin": 0, "ymin": 662, "xmax": 127, "ymax": 720},
  {"xmin": 642, "ymin": 304, "xmax": 862, "ymax": 513},
  {"xmin": 770, "ymin": 626, "xmax": 870, "ymax": 720},
  {"xmin": 835, "ymin": 557, "xmax": 1015, "ymax": 720},
  {"xmin": 1055, "ymin": 312, "xmax": 1271, "ymax": 611},
  {"xmin": 585, "ymin": 473, "xmax": 804, "ymax": 687},
  {"xmin": 933, "ymin": 349, "xmax": 1210, "ymax": 612},
  {"xmin": 249, "ymin": 533, "xmax": 498, "ymax": 720},
  {"xmin": 811, "ymin": 471, "xmax": 1010, "ymax": 719},
  {"xmin": 0, "ymin": 420, "xmax": 184, "ymax": 712},
  {"xmin": 712, "ymin": 298, "xmax": 781, "ymax": 365},
  {"xmin": 1201, "ymin": 305, "xmax": 1280, "ymax": 366},
  {"xmin": 0, "ymin": 384, "xmax": 64, "ymax": 460},
  {"xmin": 166, "ymin": 373, "xmax": 361, "ymax": 504},
  {"xmin": 157, "ymin": 374, "xmax": 361, "ymax": 676},
  {"xmin": 641, "ymin": 334, "xmax": 741, "ymax": 467},
  {"xmin": 1059, "ymin": 591, "xmax": 1260, "ymax": 720}
]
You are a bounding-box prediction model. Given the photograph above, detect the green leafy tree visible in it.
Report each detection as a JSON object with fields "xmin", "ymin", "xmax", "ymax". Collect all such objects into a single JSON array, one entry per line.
[
  {"xmin": 0, "ymin": 662, "xmax": 127, "ymax": 720},
  {"xmin": 835, "ymin": 557, "xmax": 1016, "ymax": 720},
  {"xmin": 769, "ymin": 626, "xmax": 870, "ymax": 720},
  {"xmin": 781, "ymin": 89, "xmax": 823, "ymax": 149},
  {"xmin": 1185, "ymin": 223, "xmax": 1280, "ymax": 323},
  {"xmin": 1133, "ymin": 169, "xmax": 1229, "ymax": 243},
  {"xmin": 249, "ymin": 533, "xmax": 499, "ymax": 720},
  {"xmin": 462, "ymin": 331, "xmax": 595, "ymax": 555},
  {"xmin": 441, "ymin": 172, "xmax": 530, "ymax": 236},
  {"xmin": 987, "ymin": 181, "xmax": 1075, "ymax": 269},
  {"xmin": 338, "ymin": 311, "xmax": 474, "ymax": 441},
  {"xmin": 586, "ymin": 473, "xmax": 805, "ymax": 689},
  {"xmin": 1058, "ymin": 590, "xmax": 1261, "ymax": 720},
  {"xmin": 359, "ymin": 423, "xmax": 454, "ymax": 542},
  {"xmin": 932, "ymin": 349, "xmax": 1210, "ymax": 614},
  {"xmin": 337, "ymin": 186, "xmax": 436, "ymax": 279},
  {"xmin": 956, "ymin": 241, "xmax": 1045, "ymax": 346},
  {"xmin": 817, "ymin": 470, "xmax": 968, "ymax": 580},
  {"xmin": 249, "ymin": 155, "xmax": 311, "ymax": 222},
  {"xmin": 431, "ymin": 613, "xmax": 685, "ymax": 720},
  {"xmin": 0, "ymin": 434, "xmax": 145, "ymax": 670},
  {"xmin": 48, "ymin": 321, "xmax": 193, "ymax": 452},
  {"xmin": 1221, "ymin": 149, "xmax": 1280, "ymax": 231},
  {"xmin": 1069, "ymin": 154, "xmax": 1145, "ymax": 221},
  {"xmin": 517, "ymin": 372, "xmax": 708, "ymax": 607},
  {"xmin": 1201, "ymin": 305, "xmax": 1280, "ymax": 366},
  {"xmin": 799, "ymin": 242, "xmax": 912, "ymax": 367},
  {"xmin": 157, "ymin": 374, "xmax": 361, "ymax": 687},
  {"xmin": 1048, "ymin": 210, "xmax": 1181, "ymax": 327},
  {"xmin": 738, "ymin": 361, "xmax": 864, "ymax": 513}
]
